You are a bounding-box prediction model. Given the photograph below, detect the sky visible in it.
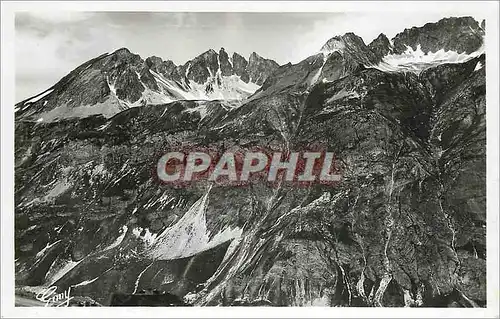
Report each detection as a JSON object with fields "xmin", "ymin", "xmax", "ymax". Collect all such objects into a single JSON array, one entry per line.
[{"xmin": 15, "ymin": 11, "xmax": 485, "ymax": 101}]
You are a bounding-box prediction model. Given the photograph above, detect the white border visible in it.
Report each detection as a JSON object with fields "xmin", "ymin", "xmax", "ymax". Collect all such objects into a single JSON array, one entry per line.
[{"xmin": 1, "ymin": 1, "xmax": 499, "ymax": 318}]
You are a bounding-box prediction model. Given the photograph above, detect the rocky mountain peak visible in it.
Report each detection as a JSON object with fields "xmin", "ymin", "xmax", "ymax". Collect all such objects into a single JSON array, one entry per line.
[
  {"xmin": 202, "ymin": 48, "xmax": 218, "ymax": 57},
  {"xmin": 320, "ymin": 32, "xmax": 380, "ymax": 66},
  {"xmin": 144, "ymin": 55, "xmax": 165, "ymax": 68},
  {"xmin": 108, "ymin": 47, "xmax": 140, "ymax": 62},
  {"xmin": 176, "ymin": 49, "xmax": 279, "ymax": 86},
  {"xmin": 368, "ymin": 33, "xmax": 393, "ymax": 60},
  {"xmin": 218, "ymin": 48, "xmax": 232, "ymax": 76},
  {"xmin": 112, "ymin": 47, "xmax": 132, "ymax": 55},
  {"xmin": 247, "ymin": 52, "xmax": 280, "ymax": 85},
  {"xmin": 14, "ymin": 15, "xmax": 487, "ymax": 307},
  {"xmin": 249, "ymin": 51, "xmax": 261, "ymax": 61},
  {"xmin": 144, "ymin": 56, "xmax": 182, "ymax": 83}
]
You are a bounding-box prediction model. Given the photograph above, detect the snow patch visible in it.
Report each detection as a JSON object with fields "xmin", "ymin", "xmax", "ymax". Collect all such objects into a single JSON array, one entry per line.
[
  {"xmin": 96, "ymin": 122, "xmax": 111, "ymax": 131},
  {"xmin": 187, "ymin": 75, "xmax": 260, "ymax": 100},
  {"xmin": 133, "ymin": 262, "xmax": 154, "ymax": 294},
  {"xmin": 185, "ymin": 63, "xmax": 192, "ymax": 77},
  {"xmin": 107, "ymin": 79, "xmax": 117, "ymax": 95},
  {"xmin": 325, "ymin": 88, "xmax": 360, "ymax": 104},
  {"xmin": 25, "ymin": 179, "xmax": 72, "ymax": 207},
  {"xmin": 34, "ymin": 96, "xmax": 126, "ymax": 122}
]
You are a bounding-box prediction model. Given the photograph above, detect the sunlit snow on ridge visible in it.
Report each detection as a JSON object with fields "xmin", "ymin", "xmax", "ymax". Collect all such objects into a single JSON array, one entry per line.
[{"xmin": 371, "ymin": 44, "xmax": 485, "ymax": 74}]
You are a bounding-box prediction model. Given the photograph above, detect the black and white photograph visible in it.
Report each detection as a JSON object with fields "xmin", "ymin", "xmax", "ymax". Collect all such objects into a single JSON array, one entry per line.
[{"xmin": 1, "ymin": 1, "xmax": 499, "ymax": 317}]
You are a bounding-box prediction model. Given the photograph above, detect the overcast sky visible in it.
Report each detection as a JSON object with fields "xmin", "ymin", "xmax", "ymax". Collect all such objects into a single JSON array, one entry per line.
[{"xmin": 15, "ymin": 11, "xmax": 485, "ymax": 101}]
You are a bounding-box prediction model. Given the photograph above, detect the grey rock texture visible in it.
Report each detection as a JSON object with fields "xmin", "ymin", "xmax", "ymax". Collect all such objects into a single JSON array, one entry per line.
[
  {"xmin": 368, "ymin": 33, "xmax": 393, "ymax": 60},
  {"xmin": 15, "ymin": 48, "xmax": 279, "ymax": 122}
]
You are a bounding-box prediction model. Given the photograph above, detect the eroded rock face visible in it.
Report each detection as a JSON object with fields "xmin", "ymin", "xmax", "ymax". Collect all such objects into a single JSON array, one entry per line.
[
  {"xmin": 182, "ymin": 49, "xmax": 219, "ymax": 84},
  {"xmin": 321, "ymin": 32, "xmax": 380, "ymax": 65},
  {"xmin": 115, "ymin": 68, "xmax": 145, "ymax": 103},
  {"xmin": 218, "ymin": 48, "xmax": 233, "ymax": 76},
  {"xmin": 392, "ymin": 16, "xmax": 484, "ymax": 54},
  {"xmin": 144, "ymin": 56, "xmax": 184, "ymax": 81}
]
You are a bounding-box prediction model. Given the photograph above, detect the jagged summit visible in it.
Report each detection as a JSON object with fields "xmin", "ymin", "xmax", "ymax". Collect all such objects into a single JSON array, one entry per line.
[
  {"xmin": 320, "ymin": 32, "xmax": 380, "ymax": 64},
  {"xmin": 320, "ymin": 34, "xmax": 349, "ymax": 53},
  {"xmin": 318, "ymin": 16, "xmax": 484, "ymax": 62},
  {"xmin": 15, "ymin": 16, "xmax": 485, "ymax": 123},
  {"xmin": 249, "ymin": 52, "xmax": 262, "ymax": 60},
  {"xmin": 14, "ymin": 15, "xmax": 487, "ymax": 307},
  {"xmin": 368, "ymin": 33, "xmax": 393, "ymax": 58}
]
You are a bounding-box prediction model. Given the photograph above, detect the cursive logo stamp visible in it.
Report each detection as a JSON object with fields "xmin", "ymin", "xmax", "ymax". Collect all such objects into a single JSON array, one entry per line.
[{"xmin": 35, "ymin": 286, "xmax": 73, "ymax": 307}]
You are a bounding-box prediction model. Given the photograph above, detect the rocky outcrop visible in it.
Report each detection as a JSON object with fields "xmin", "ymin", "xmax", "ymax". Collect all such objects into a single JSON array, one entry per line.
[
  {"xmin": 321, "ymin": 32, "xmax": 380, "ymax": 65},
  {"xmin": 218, "ymin": 48, "xmax": 233, "ymax": 76},
  {"xmin": 144, "ymin": 56, "xmax": 184, "ymax": 81},
  {"xmin": 368, "ymin": 33, "xmax": 393, "ymax": 60},
  {"xmin": 232, "ymin": 52, "xmax": 250, "ymax": 83},
  {"xmin": 15, "ymin": 47, "xmax": 279, "ymax": 122}
]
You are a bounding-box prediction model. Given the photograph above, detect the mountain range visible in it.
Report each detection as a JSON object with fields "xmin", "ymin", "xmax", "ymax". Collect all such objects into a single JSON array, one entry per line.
[{"xmin": 15, "ymin": 16, "xmax": 486, "ymax": 307}]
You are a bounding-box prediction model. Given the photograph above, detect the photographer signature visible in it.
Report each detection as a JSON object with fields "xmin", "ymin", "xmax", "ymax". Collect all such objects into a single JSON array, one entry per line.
[{"xmin": 35, "ymin": 286, "xmax": 73, "ymax": 307}]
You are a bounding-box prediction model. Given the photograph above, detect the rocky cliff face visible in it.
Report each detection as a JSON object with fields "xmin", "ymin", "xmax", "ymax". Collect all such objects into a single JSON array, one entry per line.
[
  {"xmin": 15, "ymin": 16, "xmax": 486, "ymax": 307},
  {"xmin": 392, "ymin": 16, "xmax": 484, "ymax": 54}
]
